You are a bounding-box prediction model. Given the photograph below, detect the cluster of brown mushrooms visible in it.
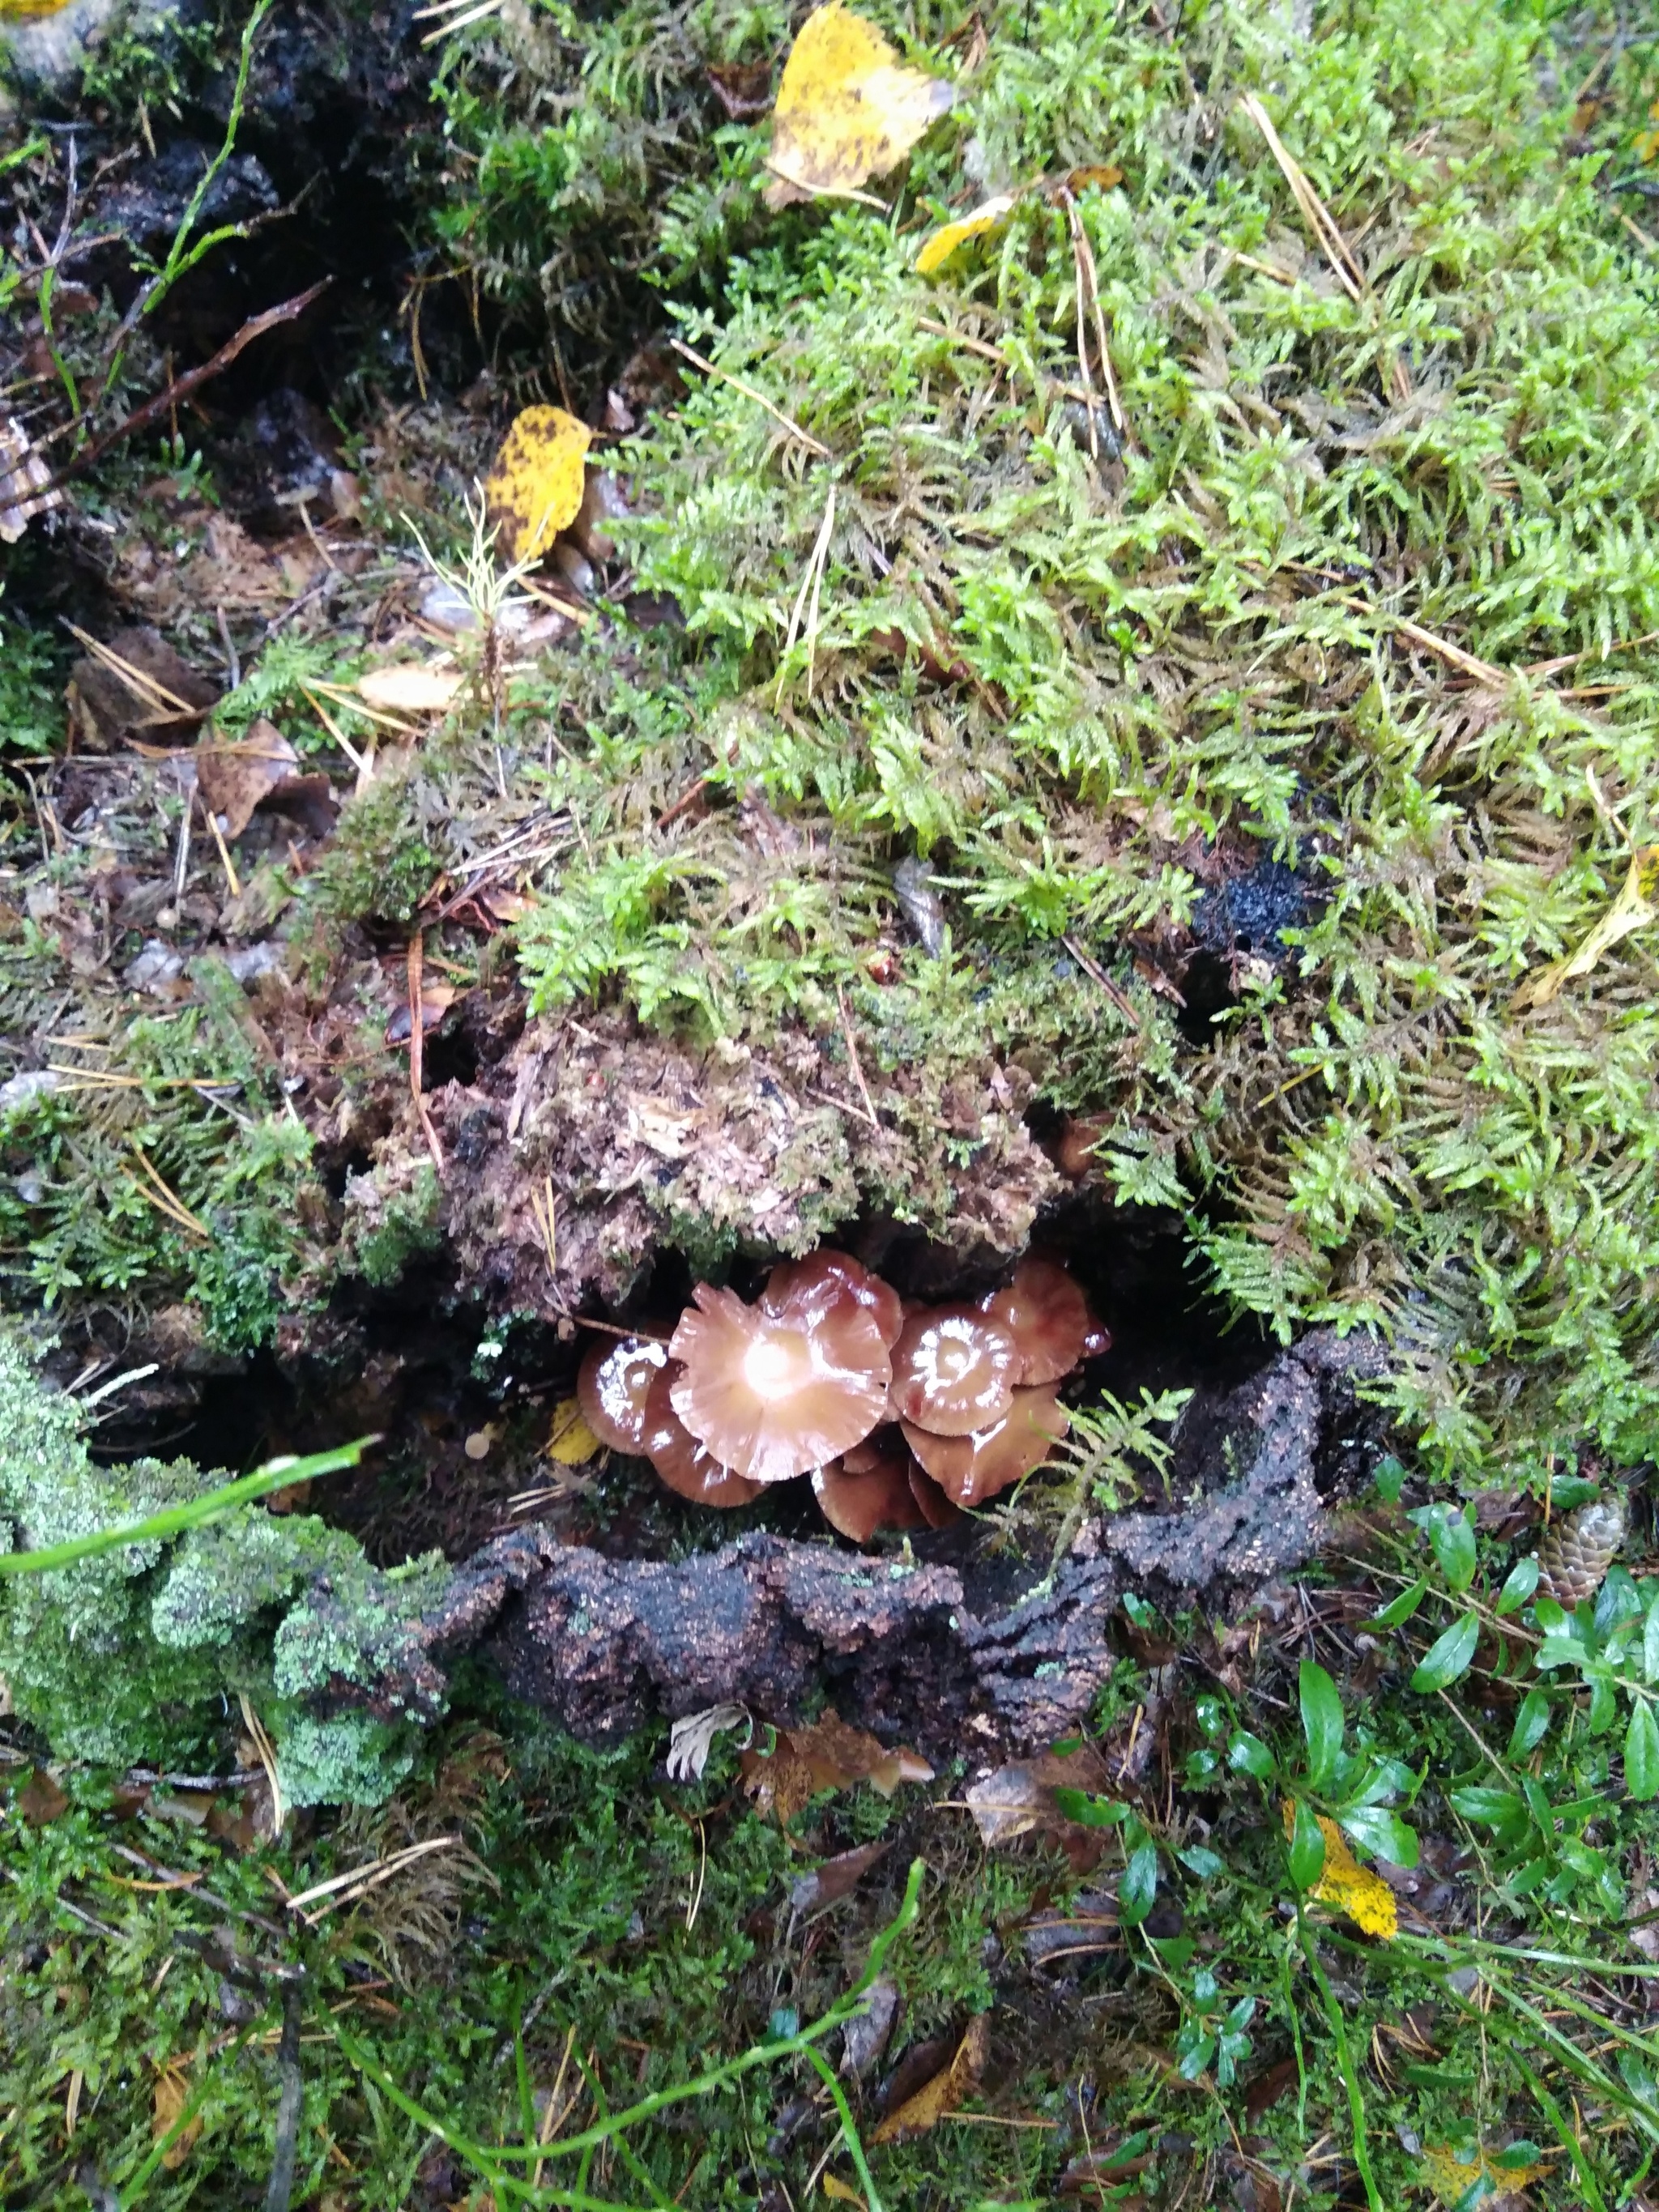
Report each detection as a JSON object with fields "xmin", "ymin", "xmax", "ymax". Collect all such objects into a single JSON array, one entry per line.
[{"xmin": 575, "ymin": 1253, "xmax": 1108, "ymax": 1545}]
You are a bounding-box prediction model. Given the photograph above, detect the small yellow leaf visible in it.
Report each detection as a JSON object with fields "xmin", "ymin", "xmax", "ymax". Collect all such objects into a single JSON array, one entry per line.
[
  {"xmin": 765, "ymin": 2, "xmax": 954, "ymax": 210},
  {"xmin": 356, "ymin": 664, "xmax": 465, "ymax": 714},
  {"xmin": 821, "ymin": 2178, "xmax": 867, "ymax": 2208},
  {"xmin": 152, "ymin": 2064, "xmax": 203, "ymax": 2170},
  {"xmin": 547, "ymin": 1397, "xmax": 604, "ymax": 1466},
  {"xmin": 915, "ymin": 193, "xmax": 1017, "ymax": 274},
  {"xmin": 1421, "ymin": 2140, "xmax": 1547, "ymax": 2204},
  {"xmin": 484, "ymin": 405, "xmax": 594, "ymax": 563},
  {"xmin": 1515, "ymin": 843, "xmax": 1659, "ymax": 1010},
  {"xmin": 871, "ymin": 2013, "xmax": 988, "ymax": 2143},
  {"xmin": 1282, "ymin": 1805, "xmax": 1397, "ymax": 1938}
]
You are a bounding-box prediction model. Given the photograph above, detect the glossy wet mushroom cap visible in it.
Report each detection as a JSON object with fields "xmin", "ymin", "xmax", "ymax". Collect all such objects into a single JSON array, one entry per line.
[
  {"xmin": 979, "ymin": 1259, "xmax": 1096, "ymax": 1386},
  {"xmin": 641, "ymin": 1362, "xmax": 762, "ymax": 1508},
  {"xmin": 907, "ymin": 1462, "xmax": 962, "ymax": 1528},
  {"xmin": 669, "ymin": 1280, "xmax": 892, "ymax": 1485},
  {"xmin": 887, "ymin": 1304, "xmax": 1020, "ymax": 1435},
  {"xmin": 901, "ymin": 1383, "xmax": 1069, "ymax": 1507},
  {"xmin": 812, "ymin": 1445, "xmax": 928, "ymax": 1543},
  {"xmin": 761, "ymin": 1249, "xmax": 904, "ymax": 1349},
  {"xmin": 576, "ymin": 1334, "xmax": 669, "ymax": 1453}
]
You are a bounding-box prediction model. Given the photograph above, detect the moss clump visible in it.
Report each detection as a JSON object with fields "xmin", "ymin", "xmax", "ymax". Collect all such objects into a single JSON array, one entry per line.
[
  {"xmin": 494, "ymin": 0, "xmax": 1659, "ymax": 1494},
  {"xmin": 308, "ymin": 759, "xmax": 447, "ymax": 926},
  {"xmin": 337, "ymin": 1154, "xmax": 444, "ymax": 1286},
  {"xmin": 0, "ymin": 1328, "xmax": 451, "ymax": 1799}
]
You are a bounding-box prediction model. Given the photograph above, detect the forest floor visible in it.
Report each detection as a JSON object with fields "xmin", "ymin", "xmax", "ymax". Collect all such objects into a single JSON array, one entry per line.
[{"xmin": 6, "ymin": 0, "xmax": 1659, "ymax": 2205}]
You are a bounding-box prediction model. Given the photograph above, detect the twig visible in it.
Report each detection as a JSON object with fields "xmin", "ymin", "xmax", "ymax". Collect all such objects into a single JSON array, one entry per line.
[
  {"xmin": 1061, "ymin": 933, "xmax": 1138, "ymax": 1021},
  {"xmin": 406, "ymin": 931, "xmax": 446, "ymax": 1179},
  {"xmin": 669, "ymin": 337, "xmax": 832, "ymax": 459},
  {"xmin": 130, "ymin": 1141, "xmax": 210, "ymax": 1237},
  {"xmin": 1062, "ymin": 189, "xmax": 1124, "ymax": 438},
  {"xmin": 284, "ymin": 1835, "xmax": 462, "ymax": 1920},
  {"xmin": 205, "ymin": 801, "xmax": 243, "ymax": 900},
  {"xmin": 215, "ymin": 603, "xmax": 241, "ymax": 691},
  {"xmin": 263, "ymin": 1982, "xmax": 305, "ymax": 2212},
  {"xmin": 37, "ymin": 282, "xmax": 330, "ymax": 499},
  {"xmin": 1525, "ymin": 628, "xmax": 1659, "ymax": 680},
  {"xmin": 834, "ymin": 982, "xmax": 880, "ymax": 1127},
  {"xmin": 238, "ymin": 1691, "xmax": 286, "ymax": 1840}
]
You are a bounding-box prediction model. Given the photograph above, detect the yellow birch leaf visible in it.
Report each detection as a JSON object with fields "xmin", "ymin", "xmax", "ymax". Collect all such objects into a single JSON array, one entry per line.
[
  {"xmin": 547, "ymin": 1397, "xmax": 604, "ymax": 1465},
  {"xmin": 1513, "ymin": 844, "xmax": 1659, "ymax": 1010},
  {"xmin": 1282, "ymin": 1805, "xmax": 1397, "ymax": 1937},
  {"xmin": 765, "ymin": 2, "xmax": 954, "ymax": 210},
  {"xmin": 1421, "ymin": 2141, "xmax": 1547, "ymax": 2204},
  {"xmin": 821, "ymin": 2179, "xmax": 867, "ymax": 2208},
  {"xmin": 915, "ymin": 192, "xmax": 1017, "ymax": 274},
  {"xmin": 152, "ymin": 2064, "xmax": 203, "ymax": 2170},
  {"xmin": 484, "ymin": 406, "xmax": 594, "ymax": 563}
]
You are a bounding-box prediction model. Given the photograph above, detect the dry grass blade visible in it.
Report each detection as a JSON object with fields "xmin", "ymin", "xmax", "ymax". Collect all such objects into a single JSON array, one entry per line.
[
  {"xmin": 237, "ymin": 1691, "xmax": 285, "ymax": 1839},
  {"xmin": 1062, "ymin": 190, "xmax": 1124, "ymax": 438},
  {"xmin": 669, "ymin": 337, "xmax": 832, "ymax": 459},
  {"xmin": 284, "ymin": 1834, "xmax": 464, "ymax": 1921},
  {"xmin": 128, "ymin": 1143, "xmax": 209, "ymax": 1238},
  {"xmin": 1241, "ymin": 95, "xmax": 1365, "ymax": 305},
  {"xmin": 62, "ymin": 621, "xmax": 203, "ymax": 718}
]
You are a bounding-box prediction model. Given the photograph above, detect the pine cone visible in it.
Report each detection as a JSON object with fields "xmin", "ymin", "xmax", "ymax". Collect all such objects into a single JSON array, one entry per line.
[{"xmin": 1537, "ymin": 1495, "xmax": 1627, "ymax": 1606}]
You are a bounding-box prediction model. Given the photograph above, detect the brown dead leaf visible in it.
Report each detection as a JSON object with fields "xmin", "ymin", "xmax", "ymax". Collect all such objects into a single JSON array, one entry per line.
[
  {"xmin": 68, "ymin": 625, "xmax": 218, "ymax": 751},
  {"xmin": 872, "ymin": 2013, "xmax": 988, "ymax": 2143},
  {"xmin": 742, "ymin": 1713, "xmax": 932, "ymax": 1822},
  {"xmin": 965, "ymin": 1741, "xmax": 1113, "ymax": 1853},
  {"xmin": 707, "ymin": 58, "xmax": 773, "ymax": 119},
  {"xmin": 765, "ymin": 2, "xmax": 954, "ymax": 209},
  {"xmin": 152, "ymin": 2062, "xmax": 203, "ymax": 2169},
  {"xmin": 385, "ymin": 982, "xmax": 458, "ymax": 1045},
  {"xmin": 196, "ymin": 718, "xmax": 321, "ymax": 840},
  {"xmin": 789, "ymin": 1839, "xmax": 889, "ymax": 1913},
  {"xmin": 17, "ymin": 1767, "xmax": 69, "ymax": 1825}
]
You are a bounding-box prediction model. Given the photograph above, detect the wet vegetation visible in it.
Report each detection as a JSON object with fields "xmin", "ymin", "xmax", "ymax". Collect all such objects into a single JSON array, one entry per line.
[{"xmin": 6, "ymin": 0, "xmax": 1659, "ymax": 2202}]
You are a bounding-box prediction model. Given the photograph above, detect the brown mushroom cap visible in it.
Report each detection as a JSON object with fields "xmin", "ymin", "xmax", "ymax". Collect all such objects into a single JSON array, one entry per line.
[
  {"xmin": 901, "ymin": 1383, "xmax": 1069, "ymax": 1507},
  {"xmin": 761, "ymin": 1249, "xmax": 904, "ymax": 1349},
  {"xmin": 887, "ymin": 1304, "xmax": 1020, "ymax": 1435},
  {"xmin": 669, "ymin": 1281, "xmax": 892, "ymax": 1485},
  {"xmin": 979, "ymin": 1259, "xmax": 1095, "ymax": 1386},
  {"xmin": 576, "ymin": 1335, "xmax": 669, "ymax": 1453},
  {"xmin": 812, "ymin": 1447, "xmax": 928, "ymax": 1543},
  {"xmin": 641, "ymin": 1362, "xmax": 763, "ymax": 1507},
  {"xmin": 907, "ymin": 1463, "xmax": 963, "ymax": 1528}
]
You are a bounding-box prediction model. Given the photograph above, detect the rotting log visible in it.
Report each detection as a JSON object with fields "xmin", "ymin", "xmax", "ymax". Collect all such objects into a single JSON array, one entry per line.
[{"xmin": 334, "ymin": 1330, "xmax": 1381, "ymax": 1755}]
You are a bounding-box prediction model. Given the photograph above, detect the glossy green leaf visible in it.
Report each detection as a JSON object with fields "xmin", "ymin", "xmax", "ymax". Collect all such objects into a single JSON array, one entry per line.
[
  {"xmin": 1495, "ymin": 1556, "xmax": 1539, "ymax": 1617},
  {"xmin": 1227, "ymin": 1730, "xmax": 1275, "ymax": 1780},
  {"xmin": 1299, "ymin": 1660, "xmax": 1344, "ymax": 1790},
  {"xmin": 1508, "ymin": 1688, "xmax": 1551, "ymax": 1758},
  {"xmin": 1625, "ymin": 1703, "xmax": 1659, "ymax": 1801},
  {"xmin": 1118, "ymin": 1843, "xmax": 1158, "ymax": 1928},
  {"xmin": 1411, "ymin": 1611, "xmax": 1479, "ymax": 1692},
  {"xmin": 1287, "ymin": 1798, "xmax": 1327, "ymax": 1890},
  {"xmin": 1372, "ymin": 1576, "xmax": 1430, "ymax": 1629},
  {"xmin": 1427, "ymin": 1507, "xmax": 1478, "ymax": 1592},
  {"xmin": 1337, "ymin": 1805, "xmax": 1418, "ymax": 1868},
  {"xmin": 1050, "ymin": 1788, "xmax": 1129, "ymax": 1829}
]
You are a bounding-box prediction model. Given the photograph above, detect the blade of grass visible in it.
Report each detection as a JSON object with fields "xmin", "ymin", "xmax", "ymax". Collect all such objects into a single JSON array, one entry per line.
[{"xmin": 1298, "ymin": 1912, "xmax": 1384, "ymax": 2212}]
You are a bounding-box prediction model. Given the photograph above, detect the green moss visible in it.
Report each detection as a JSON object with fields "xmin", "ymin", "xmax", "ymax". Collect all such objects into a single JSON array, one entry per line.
[
  {"xmin": 307, "ymin": 760, "xmax": 446, "ymax": 926},
  {"xmin": 493, "ymin": 0, "xmax": 1659, "ymax": 1494},
  {"xmin": 337, "ymin": 1156, "xmax": 443, "ymax": 1286},
  {"xmin": 0, "ymin": 1328, "xmax": 450, "ymax": 1798}
]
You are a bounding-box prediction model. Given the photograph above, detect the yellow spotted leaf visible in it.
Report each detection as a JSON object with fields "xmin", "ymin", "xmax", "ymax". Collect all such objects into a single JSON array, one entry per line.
[
  {"xmin": 1514, "ymin": 844, "xmax": 1659, "ymax": 1009},
  {"xmin": 915, "ymin": 192, "xmax": 1017, "ymax": 274},
  {"xmin": 1421, "ymin": 2141, "xmax": 1547, "ymax": 2205},
  {"xmin": 1282, "ymin": 1805, "xmax": 1397, "ymax": 1938},
  {"xmin": 484, "ymin": 406, "xmax": 593, "ymax": 563},
  {"xmin": 765, "ymin": 2, "xmax": 954, "ymax": 210},
  {"xmin": 547, "ymin": 1397, "xmax": 603, "ymax": 1466}
]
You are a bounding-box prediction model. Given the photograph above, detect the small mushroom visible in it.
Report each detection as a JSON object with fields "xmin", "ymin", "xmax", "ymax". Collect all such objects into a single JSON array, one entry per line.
[
  {"xmin": 901, "ymin": 1383, "xmax": 1069, "ymax": 1507},
  {"xmin": 887, "ymin": 1304, "xmax": 1020, "ymax": 1435},
  {"xmin": 907, "ymin": 1463, "xmax": 962, "ymax": 1528},
  {"xmin": 979, "ymin": 1259, "xmax": 1098, "ymax": 1385},
  {"xmin": 641, "ymin": 1362, "xmax": 762, "ymax": 1507},
  {"xmin": 576, "ymin": 1334, "xmax": 669, "ymax": 1453},
  {"xmin": 812, "ymin": 1445, "xmax": 928, "ymax": 1543},
  {"xmin": 669, "ymin": 1280, "xmax": 892, "ymax": 1485},
  {"xmin": 761, "ymin": 1249, "xmax": 904, "ymax": 1348}
]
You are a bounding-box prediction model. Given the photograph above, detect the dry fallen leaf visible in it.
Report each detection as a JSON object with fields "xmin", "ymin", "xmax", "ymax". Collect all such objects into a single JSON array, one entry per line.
[
  {"xmin": 196, "ymin": 719, "xmax": 333, "ymax": 842},
  {"xmin": 1421, "ymin": 2141, "xmax": 1546, "ymax": 2205},
  {"xmin": 152, "ymin": 2062, "xmax": 203, "ymax": 2170},
  {"xmin": 545, "ymin": 1396, "xmax": 605, "ymax": 1467},
  {"xmin": 1514, "ymin": 844, "xmax": 1659, "ymax": 1009},
  {"xmin": 741, "ymin": 1711, "xmax": 932, "ymax": 1821},
  {"xmin": 872, "ymin": 2013, "xmax": 988, "ymax": 2143},
  {"xmin": 484, "ymin": 405, "xmax": 594, "ymax": 563},
  {"xmin": 965, "ymin": 1741, "xmax": 1114, "ymax": 1851},
  {"xmin": 765, "ymin": 2, "xmax": 954, "ymax": 210},
  {"xmin": 17, "ymin": 1767, "xmax": 68, "ymax": 1825},
  {"xmin": 356, "ymin": 664, "xmax": 466, "ymax": 714},
  {"xmin": 1282, "ymin": 1805, "xmax": 1397, "ymax": 1938},
  {"xmin": 821, "ymin": 2178, "xmax": 866, "ymax": 2207},
  {"xmin": 667, "ymin": 1701, "xmax": 751, "ymax": 1783},
  {"xmin": 915, "ymin": 192, "xmax": 1017, "ymax": 274},
  {"xmin": 789, "ymin": 1839, "xmax": 889, "ymax": 1913}
]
